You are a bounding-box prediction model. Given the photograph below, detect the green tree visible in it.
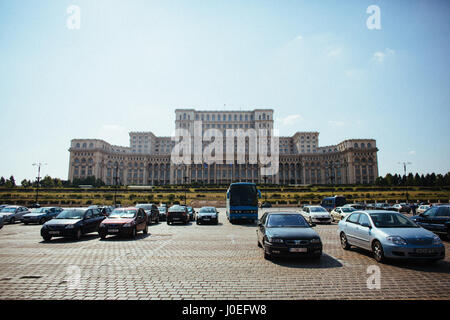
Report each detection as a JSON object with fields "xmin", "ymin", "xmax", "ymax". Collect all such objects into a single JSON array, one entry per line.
[{"xmin": 21, "ymin": 179, "xmax": 31, "ymax": 187}]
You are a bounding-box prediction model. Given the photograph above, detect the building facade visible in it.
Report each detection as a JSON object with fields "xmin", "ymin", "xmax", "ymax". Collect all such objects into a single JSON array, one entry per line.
[{"xmin": 68, "ymin": 109, "xmax": 379, "ymax": 185}]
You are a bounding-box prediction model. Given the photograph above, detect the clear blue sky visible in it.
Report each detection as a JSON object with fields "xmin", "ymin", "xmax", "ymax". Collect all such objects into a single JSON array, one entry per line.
[{"xmin": 0, "ymin": 0, "xmax": 449, "ymax": 183}]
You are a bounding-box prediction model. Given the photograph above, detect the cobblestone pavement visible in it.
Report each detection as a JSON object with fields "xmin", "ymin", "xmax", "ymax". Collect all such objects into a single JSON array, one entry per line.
[{"xmin": 0, "ymin": 208, "xmax": 449, "ymax": 300}]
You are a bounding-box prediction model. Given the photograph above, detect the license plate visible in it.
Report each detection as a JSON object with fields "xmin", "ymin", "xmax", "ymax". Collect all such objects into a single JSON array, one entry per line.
[
  {"xmin": 415, "ymin": 248, "xmax": 435, "ymax": 254},
  {"xmin": 173, "ymin": 218, "xmax": 180, "ymax": 220},
  {"xmin": 289, "ymin": 248, "xmax": 308, "ymax": 253},
  {"xmin": 49, "ymin": 231, "xmax": 60, "ymax": 235},
  {"xmin": 203, "ymin": 218, "xmax": 210, "ymax": 221},
  {"xmin": 109, "ymin": 229, "xmax": 119, "ymax": 233}
]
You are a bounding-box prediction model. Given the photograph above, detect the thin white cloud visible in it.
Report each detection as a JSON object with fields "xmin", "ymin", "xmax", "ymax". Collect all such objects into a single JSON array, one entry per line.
[
  {"xmin": 408, "ymin": 150, "xmax": 416, "ymax": 155},
  {"xmin": 276, "ymin": 114, "xmax": 303, "ymax": 126},
  {"xmin": 295, "ymin": 35, "xmax": 303, "ymax": 41},
  {"xmin": 372, "ymin": 48, "xmax": 395, "ymax": 63},
  {"xmin": 327, "ymin": 47, "xmax": 342, "ymax": 57}
]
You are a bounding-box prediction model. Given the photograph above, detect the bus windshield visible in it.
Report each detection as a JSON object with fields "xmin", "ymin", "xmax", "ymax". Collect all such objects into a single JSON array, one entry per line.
[{"xmin": 229, "ymin": 185, "xmax": 257, "ymax": 207}]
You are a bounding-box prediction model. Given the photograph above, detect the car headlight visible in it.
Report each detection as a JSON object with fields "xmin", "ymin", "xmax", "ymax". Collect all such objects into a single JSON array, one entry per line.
[
  {"xmin": 432, "ymin": 235, "xmax": 442, "ymax": 245},
  {"xmin": 310, "ymin": 238, "xmax": 321, "ymax": 244},
  {"xmin": 386, "ymin": 236, "xmax": 407, "ymax": 245},
  {"xmin": 124, "ymin": 222, "xmax": 134, "ymax": 227},
  {"xmin": 65, "ymin": 224, "xmax": 75, "ymax": 229},
  {"xmin": 267, "ymin": 237, "xmax": 284, "ymax": 244}
]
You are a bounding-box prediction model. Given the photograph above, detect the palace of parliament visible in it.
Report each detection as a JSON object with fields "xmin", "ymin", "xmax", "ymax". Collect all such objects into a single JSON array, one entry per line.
[{"xmin": 68, "ymin": 109, "xmax": 379, "ymax": 186}]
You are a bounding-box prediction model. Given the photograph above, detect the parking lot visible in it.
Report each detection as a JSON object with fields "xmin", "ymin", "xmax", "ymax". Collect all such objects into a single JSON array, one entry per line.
[{"xmin": 0, "ymin": 208, "xmax": 449, "ymax": 300}]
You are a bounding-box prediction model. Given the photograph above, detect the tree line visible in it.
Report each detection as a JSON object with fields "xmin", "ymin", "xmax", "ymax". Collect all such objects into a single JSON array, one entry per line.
[
  {"xmin": 375, "ymin": 172, "xmax": 450, "ymax": 187},
  {"xmin": 0, "ymin": 172, "xmax": 449, "ymax": 188}
]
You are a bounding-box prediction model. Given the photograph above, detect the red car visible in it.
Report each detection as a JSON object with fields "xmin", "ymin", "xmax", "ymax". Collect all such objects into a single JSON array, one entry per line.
[{"xmin": 98, "ymin": 207, "xmax": 148, "ymax": 239}]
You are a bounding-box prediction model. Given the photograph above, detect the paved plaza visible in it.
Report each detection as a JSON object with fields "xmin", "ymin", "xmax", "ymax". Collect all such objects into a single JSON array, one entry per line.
[{"xmin": 0, "ymin": 208, "xmax": 449, "ymax": 300}]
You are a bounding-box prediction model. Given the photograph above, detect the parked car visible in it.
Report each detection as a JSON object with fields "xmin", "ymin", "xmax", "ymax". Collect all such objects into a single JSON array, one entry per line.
[
  {"xmin": 321, "ymin": 196, "xmax": 346, "ymax": 212},
  {"xmin": 196, "ymin": 207, "xmax": 219, "ymax": 225},
  {"xmin": 167, "ymin": 205, "xmax": 189, "ymax": 225},
  {"xmin": 0, "ymin": 204, "xmax": 9, "ymax": 211},
  {"xmin": 0, "ymin": 206, "xmax": 30, "ymax": 224},
  {"xmin": 158, "ymin": 206, "xmax": 167, "ymax": 221},
  {"xmin": 98, "ymin": 207, "xmax": 148, "ymax": 239},
  {"xmin": 135, "ymin": 203, "xmax": 160, "ymax": 224},
  {"xmin": 410, "ymin": 205, "xmax": 450, "ymax": 239},
  {"xmin": 261, "ymin": 202, "xmax": 272, "ymax": 208},
  {"xmin": 99, "ymin": 206, "xmax": 114, "ymax": 217},
  {"xmin": 392, "ymin": 203, "xmax": 411, "ymax": 214},
  {"xmin": 257, "ymin": 212, "xmax": 322, "ymax": 260},
  {"xmin": 374, "ymin": 203, "xmax": 394, "ymax": 211},
  {"xmin": 416, "ymin": 205, "xmax": 431, "ymax": 215},
  {"xmin": 338, "ymin": 210, "xmax": 445, "ymax": 263},
  {"xmin": 187, "ymin": 206, "xmax": 195, "ymax": 221},
  {"xmin": 40, "ymin": 207, "xmax": 105, "ymax": 241},
  {"xmin": 300, "ymin": 206, "xmax": 332, "ymax": 224},
  {"xmin": 21, "ymin": 207, "xmax": 63, "ymax": 225},
  {"xmin": 343, "ymin": 203, "xmax": 366, "ymax": 210},
  {"xmin": 330, "ymin": 206, "xmax": 355, "ymax": 222}
]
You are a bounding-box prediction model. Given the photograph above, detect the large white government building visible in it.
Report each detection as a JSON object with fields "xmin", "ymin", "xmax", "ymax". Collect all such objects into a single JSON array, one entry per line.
[{"xmin": 68, "ymin": 109, "xmax": 379, "ymax": 185}]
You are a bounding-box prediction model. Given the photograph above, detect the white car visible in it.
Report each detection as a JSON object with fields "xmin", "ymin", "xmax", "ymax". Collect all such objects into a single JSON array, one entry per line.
[
  {"xmin": 417, "ymin": 205, "xmax": 430, "ymax": 214},
  {"xmin": 300, "ymin": 206, "xmax": 332, "ymax": 224},
  {"xmin": 331, "ymin": 206, "xmax": 356, "ymax": 222}
]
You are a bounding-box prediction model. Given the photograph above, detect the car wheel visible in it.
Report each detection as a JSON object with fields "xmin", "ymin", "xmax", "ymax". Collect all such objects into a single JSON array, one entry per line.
[
  {"xmin": 372, "ymin": 240, "xmax": 386, "ymax": 263},
  {"xmin": 39, "ymin": 218, "xmax": 45, "ymax": 225},
  {"xmin": 43, "ymin": 234, "xmax": 52, "ymax": 241},
  {"xmin": 10, "ymin": 217, "xmax": 15, "ymax": 224},
  {"xmin": 156, "ymin": 216, "xmax": 159, "ymax": 224},
  {"xmin": 143, "ymin": 224, "xmax": 148, "ymax": 234},
  {"xmin": 340, "ymin": 232, "xmax": 350, "ymax": 250},
  {"xmin": 130, "ymin": 228, "xmax": 137, "ymax": 238},
  {"xmin": 99, "ymin": 232, "xmax": 107, "ymax": 240},
  {"xmin": 74, "ymin": 229, "xmax": 82, "ymax": 241},
  {"xmin": 196, "ymin": 220, "xmax": 200, "ymax": 225},
  {"xmin": 167, "ymin": 221, "xmax": 171, "ymax": 225},
  {"xmin": 257, "ymin": 239, "xmax": 262, "ymax": 248},
  {"xmin": 263, "ymin": 243, "xmax": 272, "ymax": 261},
  {"xmin": 24, "ymin": 222, "xmax": 29, "ymax": 225}
]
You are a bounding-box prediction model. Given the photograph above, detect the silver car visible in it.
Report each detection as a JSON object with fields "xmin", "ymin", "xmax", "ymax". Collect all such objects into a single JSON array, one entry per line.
[
  {"xmin": 300, "ymin": 206, "xmax": 332, "ymax": 224},
  {"xmin": 338, "ymin": 210, "xmax": 445, "ymax": 263},
  {"xmin": 0, "ymin": 206, "xmax": 30, "ymax": 224}
]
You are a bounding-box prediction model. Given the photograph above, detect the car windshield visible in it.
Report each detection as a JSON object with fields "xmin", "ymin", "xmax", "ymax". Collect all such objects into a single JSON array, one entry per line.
[
  {"xmin": 169, "ymin": 206, "xmax": 185, "ymax": 212},
  {"xmin": 199, "ymin": 207, "xmax": 216, "ymax": 213},
  {"xmin": 158, "ymin": 207, "xmax": 166, "ymax": 212},
  {"xmin": 136, "ymin": 204, "xmax": 152, "ymax": 210},
  {"xmin": 56, "ymin": 210, "xmax": 85, "ymax": 219},
  {"xmin": 369, "ymin": 212, "xmax": 419, "ymax": 228},
  {"xmin": 310, "ymin": 207, "xmax": 327, "ymax": 213},
  {"xmin": 187, "ymin": 207, "xmax": 193, "ymax": 212},
  {"xmin": 341, "ymin": 207, "xmax": 355, "ymax": 213},
  {"xmin": 109, "ymin": 209, "xmax": 137, "ymax": 218},
  {"xmin": 31, "ymin": 208, "xmax": 48, "ymax": 213},
  {"xmin": 1, "ymin": 207, "xmax": 17, "ymax": 213},
  {"xmin": 267, "ymin": 214, "xmax": 309, "ymax": 228}
]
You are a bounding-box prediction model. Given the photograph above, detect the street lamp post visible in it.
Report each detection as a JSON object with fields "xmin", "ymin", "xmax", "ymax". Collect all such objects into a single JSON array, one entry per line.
[
  {"xmin": 399, "ymin": 162, "xmax": 412, "ymax": 203},
  {"xmin": 113, "ymin": 164, "xmax": 119, "ymax": 207},
  {"xmin": 32, "ymin": 162, "xmax": 47, "ymax": 206}
]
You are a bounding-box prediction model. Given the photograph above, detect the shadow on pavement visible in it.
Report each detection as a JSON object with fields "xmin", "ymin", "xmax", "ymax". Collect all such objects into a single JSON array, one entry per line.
[
  {"xmin": 270, "ymin": 253, "xmax": 343, "ymax": 269},
  {"xmin": 100, "ymin": 233, "xmax": 151, "ymax": 242},
  {"xmin": 39, "ymin": 233, "xmax": 99, "ymax": 244}
]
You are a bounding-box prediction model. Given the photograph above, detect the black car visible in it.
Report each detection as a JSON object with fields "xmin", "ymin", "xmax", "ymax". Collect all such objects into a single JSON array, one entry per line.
[
  {"xmin": 410, "ymin": 205, "xmax": 450, "ymax": 239},
  {"xmin": 158, "ymin": 206, "xmax": 167, "ymax": 221},
  {"xmin": 135, "ymin": 203, "xmax": 160, "ymax": 224},
  {"xmin": 22, "ymin": 207, "xmax": 63, "ymax": 224},
  {"xmin": 167, "ymin": 205, "xmax": 189, "ymax": 225},
  {"xmin": 41, "ymin": 207, "xmax": 105, "ymax": 241},
  {"xmin": 261, "ymin": 202, "xmax": 272, "ymax": 208},
  {"xmin": 257, "ymin": 212, "xmax": 322, "ymax": 260},
  {"xmin": 196, "ymin": 207, "xmax": 218, "ymax": 225}
]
